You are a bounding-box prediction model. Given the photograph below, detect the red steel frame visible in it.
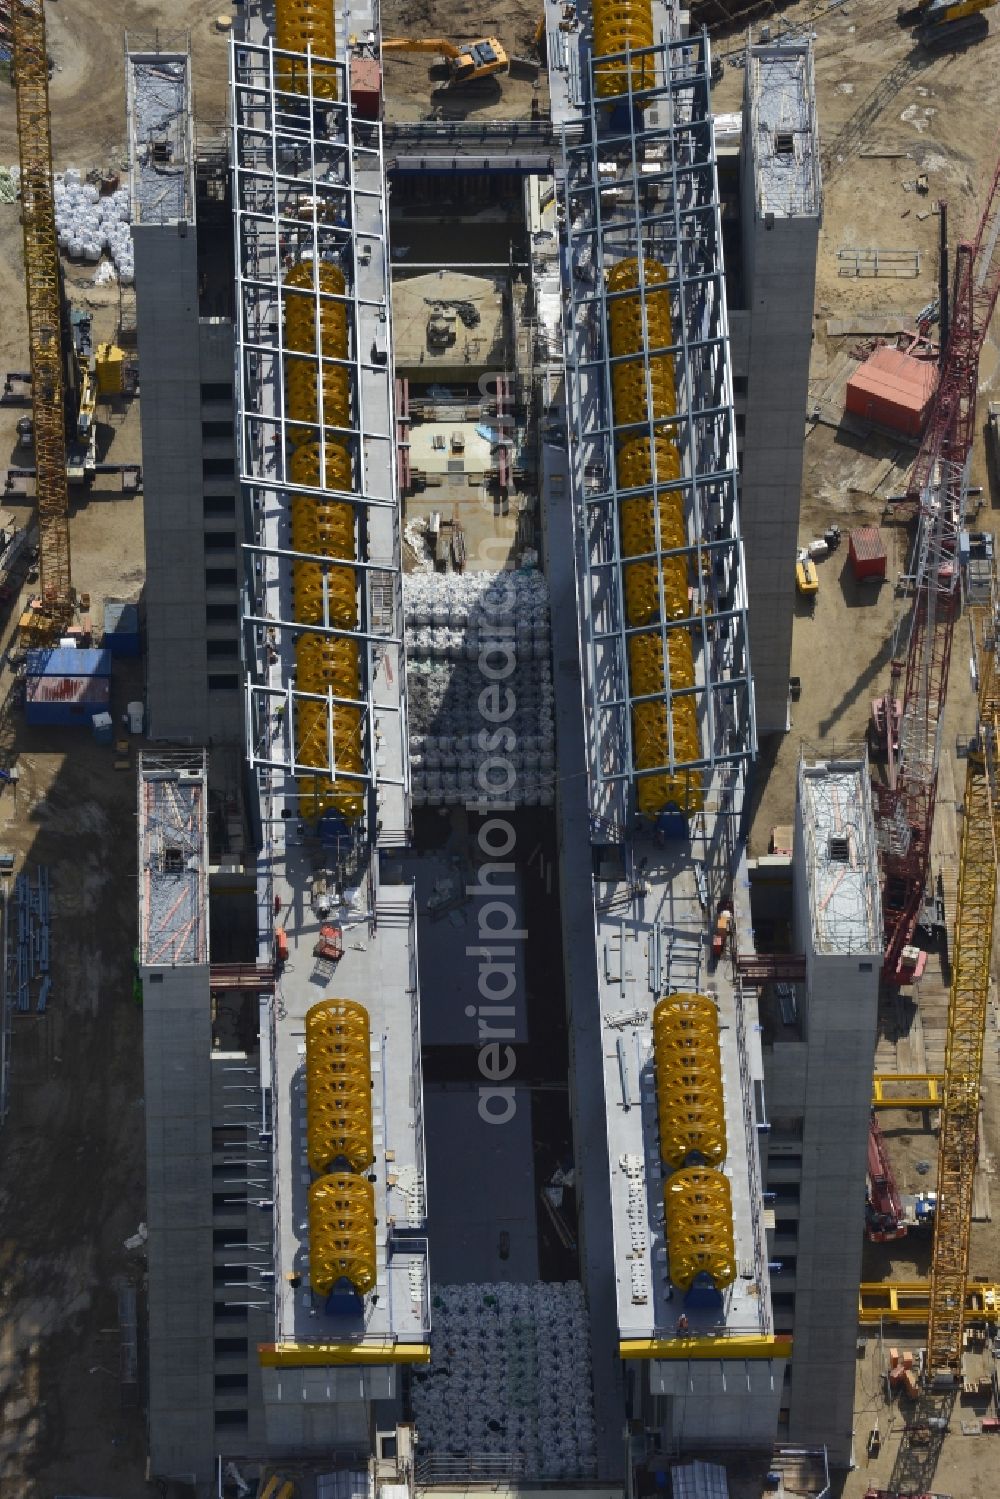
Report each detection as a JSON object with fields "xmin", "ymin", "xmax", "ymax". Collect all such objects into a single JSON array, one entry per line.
[{"xmin": 878, "ymin": 154, "xmax": 1000, "ymax": 977}]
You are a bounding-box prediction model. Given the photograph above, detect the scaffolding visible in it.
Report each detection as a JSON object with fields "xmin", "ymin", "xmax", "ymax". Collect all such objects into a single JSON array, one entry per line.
[
  {"xmin": 231, "ymin": 37, "xmax": 407, "ymax": 836},
  {"xmin": 562, "ymin": 31, "xmax": 754, "ymax": 828},
  {"xmin": 137, "ymin": 751, "xmax": 209, "ymax": 967}
]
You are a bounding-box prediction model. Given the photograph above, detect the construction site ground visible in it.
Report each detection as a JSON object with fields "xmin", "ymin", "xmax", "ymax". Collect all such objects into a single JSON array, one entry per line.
[
  {"xmin": 0, "ymin": 0, "xmax": 995, "ymax": 1495},
  {"xmin": 0, "ymin": 7, "xmax": 230, "ymax": 1498},
  {"xmin": 727, "ymin": 1, "xmax": 1000, "ymax": 1495},
  {"xmin": 380, "ymin": 0, "xmax": 545, "ymax": 121}
]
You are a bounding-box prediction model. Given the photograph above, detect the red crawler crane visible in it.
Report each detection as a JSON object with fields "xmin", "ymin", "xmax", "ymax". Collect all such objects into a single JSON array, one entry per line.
[
  {"xmin": 866, "ymin": 1112, "xmax": 906, "ymax": 1242},
  {"xmin": 876, "ymin": 151, "xmax": 1000, "ymax": 981}
]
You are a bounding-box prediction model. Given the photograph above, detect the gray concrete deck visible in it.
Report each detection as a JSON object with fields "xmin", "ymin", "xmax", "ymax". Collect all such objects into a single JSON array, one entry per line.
[{"xmin": 594, "ymin": 815, "xmax": 770, "ymax": 1343}]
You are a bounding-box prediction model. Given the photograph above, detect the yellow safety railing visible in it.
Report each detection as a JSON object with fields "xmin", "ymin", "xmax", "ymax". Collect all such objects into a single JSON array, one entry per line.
[
  {"xmin": 664, "ymin": 1167, "xmax": 737, "ymax": 1292},
  {"xmin": 620, "ymin": 1334, "xmax": 793, "ymax": 1361},
  {"xmin": 308, "ymin": 1173, "xmax": 377, "ymax": 1297},
  {"xmin": 592, "ymin": 0, "xmax": 654, "ymax": 100},
  {"xmin": 275, "ymin": 0, "xmax": 338, "ymax": 99},
  {"xmin": 858, "ymin": 1281, "xmax": 1000, "ymax": 1326},
  {"xmin": 607, "ymin": 258, "xmax": 702, "ymax": 817},
  {"xmin": 259, "ymin": 1340, "xmax": 431, "ymax": 1366},
  {"xmin": 305, "ymin": 998, "xmax": 374, "ymax": 1174},
  {"xmin": 283, "ymin": 259, "xmax": 365, "ymax": 823},
  {"xmin": 872, "ymin": 1073, "xmax": 944, "ymax": 1110},
  {"xmin": 652, "ymin": 994, "xmax": 726, "ymax": 1169}
]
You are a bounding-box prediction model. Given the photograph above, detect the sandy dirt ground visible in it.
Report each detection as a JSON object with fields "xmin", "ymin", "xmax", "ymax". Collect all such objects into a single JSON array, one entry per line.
[
  {"xmin": 0, "ymin": 9, "xmax": 229, "ymax": 1499},
  {"xmin": 380, "ymin": 0, "xmax": 546, "ymax": 120},
  {"xmin": 714, "ymin": 2, "xmax": 1000, "ymax": 1494},
  {"xmin": 0, "ymin": 0, "xmax": 996, "ymax": 1493}
]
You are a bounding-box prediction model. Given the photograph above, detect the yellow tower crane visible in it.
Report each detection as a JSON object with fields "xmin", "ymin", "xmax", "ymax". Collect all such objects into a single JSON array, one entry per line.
[
  {"xmin": 926, "ymin": 617, "xmax": 1000, "ymax": 1380},
  {"xmin": 13, "ymin": 0, "xmax": 74, "ymax": 642},
  {"xmin": 887, "ymin": 603, "xmax": 1000, "ymax": 1496}
]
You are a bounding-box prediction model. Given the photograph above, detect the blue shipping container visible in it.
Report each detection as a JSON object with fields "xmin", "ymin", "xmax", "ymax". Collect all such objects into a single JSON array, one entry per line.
[
  {"xmin": 25, "ymin": 647, "xmax": 113, "ymax": 678},
  {"xmin": 104, "ymin": 602, "xmax": 141, "ymax": 658},
  {"xmin": 26, "ymin": 697, "xmax": 109, "ymax": 728}
]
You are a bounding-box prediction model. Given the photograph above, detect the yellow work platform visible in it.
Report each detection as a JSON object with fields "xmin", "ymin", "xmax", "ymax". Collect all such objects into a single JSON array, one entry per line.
[
  {"xmin": 872, "ymin": 1073, "xmax": 944, "ymax": 1109},
  {"xmin": 859, "ymin": 1282, "xmax": 1000, "ymax": 1325},
  {"xmin": 258, "ymin": 1340, "xmax": 431, "ymax": 1367},
  {"xmin": 620, "ymin": 1334, "xmax": 793, "ymax": 1361}
]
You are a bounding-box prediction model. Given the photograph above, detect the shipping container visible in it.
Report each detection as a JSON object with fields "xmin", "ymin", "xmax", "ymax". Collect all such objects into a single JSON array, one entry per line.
[
  {"xmin": 104, "ymin": 601, "xmax": 141, "ymax": 658},
  {"xmin": 845, "ymin": 347, "xmax": 938, "ymax": 438},
  {"xmin": 350, "ymin": 57, "xmax": 381, "ymax": 120},
  {"xmin": 25, "ymin": 673, "xmax": 110, "ymax": 726},
  {"xmin": 25, "ymin": 646, "xmax": 112, "ymax": 678},
  {"xmin": 849, "ymin": 526, "xmax": 887, "ymax": 582}
]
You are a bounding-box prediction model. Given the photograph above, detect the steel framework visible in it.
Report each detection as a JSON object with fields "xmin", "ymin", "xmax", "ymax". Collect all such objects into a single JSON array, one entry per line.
[
  {"xmin": 877, "ymin": 150, "xmax": 1000, "ymax": 975},
  {"xmin": 926, "ymin": 619, "xmax": 1000, "ymax": 1378},
  {"xmin": 561, "ymin": 30, "xmax": 754, "ymax": 829},
  {"xmin": 231, "ymin": 37, "xmax": 407, "ymax": 834},
  {"xmin": 13, "ymin": 0, "xmax": 73, "ymax": 632}
]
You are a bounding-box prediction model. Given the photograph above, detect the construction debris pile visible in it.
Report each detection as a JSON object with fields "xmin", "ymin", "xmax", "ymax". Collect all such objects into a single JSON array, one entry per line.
[
  {"xmin": 411, "ymin": 1281, "xmax": 598, "ymax": 1478},
  {"xmin": 404, "ymin": 572, "xmax": 554, "ymax": 808}
]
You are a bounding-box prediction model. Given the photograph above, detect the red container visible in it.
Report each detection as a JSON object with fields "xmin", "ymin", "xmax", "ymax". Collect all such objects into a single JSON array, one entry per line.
[
  {"xmin": 350, "ymin": 58, "xmax": 381, "ymax": 120},
  {"xmin": 845, "ymin": 346, "xmax": 938, "ymax": 437},
  {"xmin": 849, "ymin": 526, "xmax": 887, "ymax": 581}
]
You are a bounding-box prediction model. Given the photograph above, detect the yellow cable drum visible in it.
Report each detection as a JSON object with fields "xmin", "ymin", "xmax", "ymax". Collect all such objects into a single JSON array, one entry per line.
[
  {"xmin": 592, "ymin": 0, "xmax": 654, "ymax": 100},
  {"xmin": 295, "ymin": 698, "xmax": 365, "ymax": 823},
  {"xmin": 664, "ymin": 1167, "xmax": 737, "ymax": 1292},
  {"xmin": 608, "ymin": 257, "xmax": 702, "ymax": 817},
  {"xmin": 284, "ymin": 262, "xmax": 350, "ymax": 443},
  {"xmin": 309, "ymin": 1173, "xmax": 376, "ymax": 1297},
  {"xmin": 285, "ymin": 261, "xmax": 348, "ymax": 352},
  {"xmin": 290, "ymin": 443, "xmax": 356, "ymax": 630},
  {"xmin": 609, "ymin": 258, "xmax": 675, "ymax": 427},
  {"xmin": 275, "ymin": 0, "xmax": 338, "ymax": 100},
  {"xmin": 608, "ymin": 258, "xmax": 672, "ymax": 357},
  {"xmin": 618, "ymin": 438, "xmax": 686, "ymax": 625},
  {"xmin": 632, "ymin": 706, "xmax": 702, "ymax": 817},
  {"xmin": 305, "ymin": 999, "xmax": 374, "ymax": 1174},
  {"xmin": 282, "ymin": 258, "xmax": 364, "ymax": 826},
  {"xmin": 652, "ymin": 995, "xmax": 726, "ymax": 1169},
  {"xmin": 628, "ymin": 629, "xmax": 695, "ymax": 708}
]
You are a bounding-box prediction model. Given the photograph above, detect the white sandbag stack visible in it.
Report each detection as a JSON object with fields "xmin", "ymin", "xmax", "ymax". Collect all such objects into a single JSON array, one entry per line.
[
  {"xmin": 410, "ymin": 1281, "xmax": 598, "ymax": 1479},
  {"xmin": 53, "ymin": 169, "xmax": 134, "ymax": 283},
  {"xmin": 404, "ymin": 572, "xmax": 555, "ymax": 810}
]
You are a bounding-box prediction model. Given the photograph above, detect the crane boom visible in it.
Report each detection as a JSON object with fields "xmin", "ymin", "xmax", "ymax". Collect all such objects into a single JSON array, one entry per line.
[
  {"xmin": 927, "ymin": 624, "xmax": 1000, "ymax": 1378},
  {"xmin": 382, "ymin": 37, "xmax": 462, "ymax": 57},
  {"xmin": 13, "ymin": 0, "xmax": 73, "ymax": 629},
  {"xmin": 877, "ymin": 148, "xmax": 1000, "ymax": 977}
]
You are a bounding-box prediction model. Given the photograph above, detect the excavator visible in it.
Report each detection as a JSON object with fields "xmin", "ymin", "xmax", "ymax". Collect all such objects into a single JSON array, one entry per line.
[
  {"xmin": 381, "ymin": 36, "xmax": 509, "ymax": 86},
  {"xmin": 897, "ymin": 0, "xmax": 995, "ymax": 46}
]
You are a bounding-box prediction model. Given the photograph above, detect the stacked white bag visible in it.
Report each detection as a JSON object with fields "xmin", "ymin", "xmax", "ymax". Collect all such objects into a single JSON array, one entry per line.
[
  {"xmin": 410, "ymin": 1281, "xmax": 598, "ymax": 1479},
  {"xmin": 53, "ymin": 168, "xmax": 134, "ymax": 283}
]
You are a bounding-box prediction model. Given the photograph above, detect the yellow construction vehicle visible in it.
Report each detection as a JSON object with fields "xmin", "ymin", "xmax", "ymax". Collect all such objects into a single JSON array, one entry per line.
[
  {"xmin": 897, "ymin": 0, "xmax": 995, "ymax": 45},
  {"xmin": 795, "ymin": 556, "xmax": 818, "ymax": 597},
  {"xmin": 381, "ymin": 36, "xmax": 509, "ymax": 85}
]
